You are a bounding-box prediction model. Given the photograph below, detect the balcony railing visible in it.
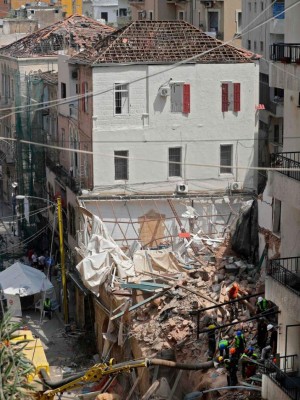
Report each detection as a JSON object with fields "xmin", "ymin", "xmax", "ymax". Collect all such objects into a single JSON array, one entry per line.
[
  {"xmin": 270, "ymin": 43, "xmax": 300, "ymax": 63},
  {"xmin": 265, "ymin": 357, "xmax": 300, "ymax": 400},
  {"xmin": 46, "ymin": 156, "xmax": 81, "ymax": 194},
  {"xmin": 268, "ymin": 257, "xmax": 300, "ymax": 296},
  {"xmin": 271, "ymin": 152, "xmax": 300, "ymax": 182}
]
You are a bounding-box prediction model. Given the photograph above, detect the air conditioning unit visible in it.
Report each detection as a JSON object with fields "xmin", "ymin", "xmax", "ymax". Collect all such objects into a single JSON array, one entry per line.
[
  {"xmin": 176, "ymin": 184, "xmax": 188, "ymax": 194},
  {"xmin": 159, "ymin": 86, "xmax": 170, "ymax": 97},
  {"xmin": 230, "ymin": 181, "xmax": 243, "ymax": 191},
  {"xmin": 205, "ymin": 1, "xmax": 213, "ymax": 7}
]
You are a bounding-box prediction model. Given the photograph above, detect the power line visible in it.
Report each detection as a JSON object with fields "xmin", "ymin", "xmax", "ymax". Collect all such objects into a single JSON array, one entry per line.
[{"xmin": 0, "ymin": 0, "xmax": 297, "ymax": 119}]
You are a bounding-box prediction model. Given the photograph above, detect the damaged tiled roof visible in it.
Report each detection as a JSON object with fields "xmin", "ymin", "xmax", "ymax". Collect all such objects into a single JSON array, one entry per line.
[
  {"xmin": 39, "ymin": 71, "xmax": 58, "ymax": 85},
  {"xmin": 71, "ymin": 20, "xmax": 257, "ymax": 65},
  {"xmin": 0, "ymin": 14, "xmax": 115, "ymax": 58}
]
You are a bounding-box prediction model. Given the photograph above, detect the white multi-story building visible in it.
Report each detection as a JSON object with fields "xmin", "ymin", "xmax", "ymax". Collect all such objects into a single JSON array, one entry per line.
[
  {"xmin": 257, "ymin": 0, "xmax": 300, "ymax": 399},
  {"xmin": 242, "ymin": 0, "xmax": 285, "ymax": 187},
  {"xmin": 92, "ymin": 0, "xmax": 131, "ymax": 26},
  {"xmin": 63, "ymin": 20, "xmax": 259, "ymax": 197}
]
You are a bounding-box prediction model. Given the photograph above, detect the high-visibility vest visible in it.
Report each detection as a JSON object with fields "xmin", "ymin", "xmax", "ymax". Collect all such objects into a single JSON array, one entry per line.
[
  {"xmin": 235, "ymin": 334, "xmax": 245, "ymax": 348},
  {"xmin": 257, "ymin": 298, "xmax": 268, "ymax": 311},
  {"xmin": 44, "ymin": 299, "xmax": 51, "ymax": 308},
  {"xmin": 219, "ymin": 339, "xmax": 229, "ymax": 349}
]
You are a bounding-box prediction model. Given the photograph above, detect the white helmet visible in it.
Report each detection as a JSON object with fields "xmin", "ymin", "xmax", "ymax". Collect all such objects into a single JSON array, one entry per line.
[
  {"xmin": 267, "ymin": 324, "xmax": 274, "ymax": 331},
  {"xmin": 258, "ymin": 296, "xmax": 263, "ymax": 303}
]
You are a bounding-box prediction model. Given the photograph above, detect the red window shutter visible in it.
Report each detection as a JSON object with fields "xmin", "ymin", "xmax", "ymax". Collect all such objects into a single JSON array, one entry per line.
[
  {"xmin": 81, "ymin": 82, "xmax": 85, "ymax": 111},
  {"xmin": 183, "ymin": 83, "xmax": 190, "ymax": 113},
  {"xmin": 233, "ymin": 83, "xmax": 241, "ymax": 112},
  {"xmin": 222, "ymin": 83, "xmax": 229, "ymax": 112}
]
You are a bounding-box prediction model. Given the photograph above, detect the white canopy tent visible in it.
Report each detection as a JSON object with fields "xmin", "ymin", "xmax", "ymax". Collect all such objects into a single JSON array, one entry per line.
[{"xmin": 0, "ymin": 262, "xmax": 54, "ymax": 316}]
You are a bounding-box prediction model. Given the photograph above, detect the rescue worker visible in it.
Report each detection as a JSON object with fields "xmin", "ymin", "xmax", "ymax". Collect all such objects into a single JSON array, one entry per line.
[
  {"xmin": 43, "ymin": 297, "xmax": 52, "ymax": 320},
  {"xmin": 234, "ymin": 330, "xmax": 246, "ymax": 357},
  {"xmin": 218, "ymin": 338, "xmax": 229, "ymax": 358},
  {"xmin": 241, "ymin": 347, "xmax": 258, "ymax": 379},
  {"xmin": 224, "ymin": 348, "xmax": 238, "ymax": 386},
  {"xmin": 256, "ymin": 296, "xmax": 268, "ymax": 314},
  {"xmin": 227, "ymin": 282, "xmax": 241, "ymax": 319},
  {"xmin": 261, "ymin": 324, "xmax": 278, "ymax": 362},
  {"xmin": 207, "ymin": 323, "xmax": 216, "ymax": 360},
  {"xmin": 256, "ymin": 317, "xmax": 268, "ymax": 351}
]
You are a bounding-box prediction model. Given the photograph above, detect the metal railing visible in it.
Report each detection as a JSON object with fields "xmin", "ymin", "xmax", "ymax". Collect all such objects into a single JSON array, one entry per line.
[
  {"xmin": 265, "ymin": 359, "xmax": 300, "ymax": 400},
  {"xmin": 270, "ymin": 43, "xmax": 300, "ymax": 63},
  {"xmin": 279, "ymin": 354, "xmax": 298, "ymax": 374},
  {"xmin": 46, "ymin": 156, "xmax": 81, "ymax": 194},
  {"xmin": 271, "ymin": 152, "xmax": 300, "ymax": 182},
  {"xmin": 268, "ymin": 257, "xmax": 300, "ymax": 296}
]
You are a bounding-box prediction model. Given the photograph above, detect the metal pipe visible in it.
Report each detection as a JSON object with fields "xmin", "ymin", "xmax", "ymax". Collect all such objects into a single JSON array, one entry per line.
[{"xmin": 189, "ymin": 291, "xmax": 265, "ymax": 315}]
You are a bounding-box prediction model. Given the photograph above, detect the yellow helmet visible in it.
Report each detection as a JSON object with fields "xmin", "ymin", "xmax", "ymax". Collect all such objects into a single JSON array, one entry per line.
[
  {"xmin": 218, "ymin": 356, "xmax": 223, "ymax": 363},
  {"xmin": 208, "ymin": 324, "xmax": 216, "ymax": 329}
]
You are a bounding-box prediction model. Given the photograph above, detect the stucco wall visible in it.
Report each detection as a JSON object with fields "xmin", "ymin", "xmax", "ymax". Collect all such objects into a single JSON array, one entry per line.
[
  {"xmin": 262, "ymin": 375, "xmax": 291, "ymax": 400},
  {"xmin": 90, "ymin": 62, "xmax": 258, "ymax": 193}
]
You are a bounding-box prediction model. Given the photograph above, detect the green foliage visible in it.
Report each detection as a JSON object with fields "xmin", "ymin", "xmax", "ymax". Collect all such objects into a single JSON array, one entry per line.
[{"xmin": 0, "ymin": 313, "xmax": 36, "ymax": 400}]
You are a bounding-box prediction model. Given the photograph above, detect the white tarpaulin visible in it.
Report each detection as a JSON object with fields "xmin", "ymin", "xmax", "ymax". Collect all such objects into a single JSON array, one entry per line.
[
  {"xmin": 76, "ymin": 215, "xmax": 136, "ymax": 296},
  {"xmin": 0, "ymin": 262, "xmax": 53, "ymax": 296}
]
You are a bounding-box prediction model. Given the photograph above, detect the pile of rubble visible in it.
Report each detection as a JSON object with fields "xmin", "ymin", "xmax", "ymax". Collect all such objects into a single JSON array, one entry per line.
[{"xmin": 126, "ymin": 239, "xmax": 264, "ymax": 398}]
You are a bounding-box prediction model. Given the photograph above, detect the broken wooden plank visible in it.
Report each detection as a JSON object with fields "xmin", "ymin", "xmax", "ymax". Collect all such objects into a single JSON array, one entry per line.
[{"xmin": 110, "ymin": 288, "xmax": 170, "ymax": 321}]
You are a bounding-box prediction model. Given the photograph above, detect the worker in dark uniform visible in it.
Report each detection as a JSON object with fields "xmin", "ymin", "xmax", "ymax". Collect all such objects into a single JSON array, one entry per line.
[
  {"xmin": 218, "ymin": 338, "xmax": 229, "ymax": 358},
  {"xmin": 257, "ymin": 318, "xmax": 268, "ymax": 351},
  {"xmin": 43, "ymin": 297, "xmax": 52, "ymax": 320},
  {"xmin": 256, "ymin": 296, "xmax": 268, "ymax": 314},
  {"xmin": 224, "ymin": 348, "xmax": 239, "ymax": 386},
  {"xmin": 261, "ymin": 324, "xmax": 278, "ymax": 362},
  {"xmin": 234, "ymin": 330, "xmax": 246, "ymax": 357},
  {"xmin": 207, "ymin": 323, "xmax": 216, "ymax": 360},
  {"xmin": 241, "ymin": 347, "xmax": 258, "ymax": 379}
]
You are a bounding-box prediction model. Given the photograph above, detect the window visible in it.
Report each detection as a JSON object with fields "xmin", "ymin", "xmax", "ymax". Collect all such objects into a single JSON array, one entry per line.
[
  {"xmin": 274, "ymin": 125, "xmax": 280, "ymax": 143},
  {"xmin": 236, "ymin": 11, "xmax": 242, "ymax": 34},
  {"xmin": 68, "ymin": 203, "xmax": 76, "ymax": 237},
  {"xmin": 260, "ymin": 41, "xmax": 264, "ymax": 51},
  {"xmin": 114, "ymin": 151, "xmax": 128, "ymax": 180},
  {"xmin": 254, "ymin": 41, "xmax": 257, "ymax": 51},
  {"xmin": 208, "ymin": 11, "xmax": 219, "ymax": 33},
  {"xmin": 247, "ymin": 40, "xmax": 251, "ymax": 50},
  {"xmin": 272, "ymin": 198, "xmax": 281, "ymax": 234},
  {"xmin": 61, "ymin": 128, "xmax": 65, "ymax": 147},
  {"xmin": 119, "ymin": 8, "xmax": 127, "ymax": 17},
  {"xmin": 149, "ymin": 10, "xmax": 153, "ymax": 20},
  {"xmin": 11, "ymin": 79, "xmax": 14, "ymax": 100},
  {"xmin": 169, "ymin": 147, "xmax": 182, "ymax": 177},
  {"xmin": 221, "ymin": 82, "xmax": 241, "ymax": 112},
  {"xmin": 170, "ymin": 83, "xmax": 190, "ymax": 113},
  {"xmin": 82, "ymin": 82, "xmax": 88, "ymax": 112},
  {"xmin": 138, "ymin": 11, "xmax": 146, "ymax": 19},
  {"xmin": 101, "ymin": 12, "xmax": 108, "ymax": 21},
  {"xmin": 261, "ymin": 1, "xmax": 264, "ymax": 11},
  {"xmin": 178, "ymin": 11, "xmax": 184, "ymax": 20},
  {"xmin": 114, "ymin": 83, "xmax": 129, "ymax": 115},
  {"xmin": 220, "ymin": 145, "xmax": 233, "ymax": 174},
  {"xmin": 248, "ymin": 2, "xmax": 251, "ymax": 12},
  {"xmin": 254, "ymin": 2, "xmax": 257, "ymax": 12},
  {"xmin": 61, "ymin": 82, "xmax": 66, "ymax": 99}
]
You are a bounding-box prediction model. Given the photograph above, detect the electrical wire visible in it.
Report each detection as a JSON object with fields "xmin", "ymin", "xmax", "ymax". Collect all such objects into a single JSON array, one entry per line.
[{"xmin": 0, "ymin": 0, "xmax": 297, "ymax": 118}]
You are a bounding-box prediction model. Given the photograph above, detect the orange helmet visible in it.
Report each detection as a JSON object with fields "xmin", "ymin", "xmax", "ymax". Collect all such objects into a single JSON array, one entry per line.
[{"xmin": 230, "ymin": 347, "xmax": 236, "ymax": 355}]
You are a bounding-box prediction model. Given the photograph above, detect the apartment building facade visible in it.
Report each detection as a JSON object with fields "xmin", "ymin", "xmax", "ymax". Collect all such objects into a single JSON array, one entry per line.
[
  {"xmin": 257, "ymin": 0, "xmax": 300, "ymax": 399},
  {"xmin": 242, "ymin": 0, "xmax": 285, "ymax": 188},
  {"xmin": 92, "ymin": 0, "xmax": 131, "ymax": 26},
  {"xmin": 129, "ymin": 0, "xmax": 242, "ymax": 45}
]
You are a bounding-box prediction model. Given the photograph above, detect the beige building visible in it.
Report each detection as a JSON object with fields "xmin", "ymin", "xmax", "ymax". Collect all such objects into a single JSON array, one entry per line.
[{"xmin": 129, "ymin": 0, "xmax": 242, "ymax": 46}]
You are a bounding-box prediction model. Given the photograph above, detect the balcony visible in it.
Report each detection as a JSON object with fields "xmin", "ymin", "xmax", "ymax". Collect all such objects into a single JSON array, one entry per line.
[
  {"xmin": 270, "ymin": 43, "xmax": 300, "ymax": 64},
  {"xmin": 269, "ymin": 98, "xmax": 284, "ymax": 117},
  {"xmin": 271, "ymin": 152, "xmax": 300, "ymax": 182},
  {"xmin": 46, "ymin": 156, "xmax": 81, "ymax": 194},
  {"xmin": 268, "ymin": 257, "xmax": 300, "ymax": 296},
  {"xmin": 264, "ymin": 356, "xmax": 300, "ymax": 400}
]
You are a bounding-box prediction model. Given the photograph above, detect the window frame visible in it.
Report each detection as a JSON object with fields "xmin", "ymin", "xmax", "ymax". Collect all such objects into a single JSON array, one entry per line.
[
  {"xmin": 114, "ymin": 83, "xmax": 129, "ymax": 116},
  {"xmin": 114, "ymin": 150, "xmax": 129, "ymax": 181},
  {"xmin": 61, "ymin": 82, "xmax": 66, "ymax": 99},
  {"xmin": 220, "ymin": 144, "xmax": 233, "ymax": 175},
  {"xmin": 168, "ymin": 147, "xmax": 182, "ymax": 178}
]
